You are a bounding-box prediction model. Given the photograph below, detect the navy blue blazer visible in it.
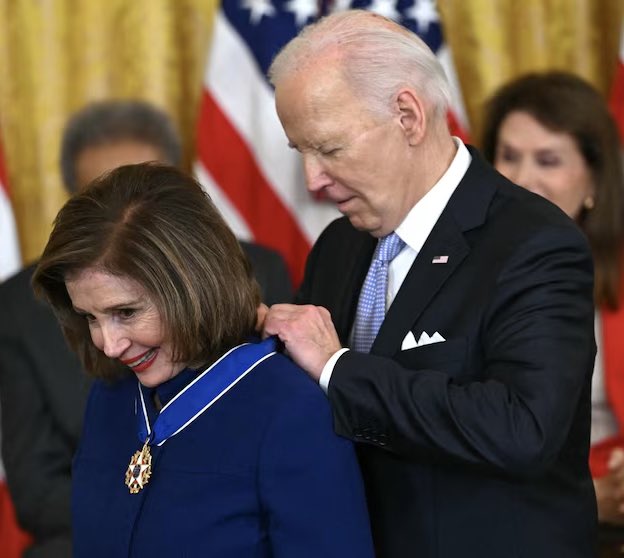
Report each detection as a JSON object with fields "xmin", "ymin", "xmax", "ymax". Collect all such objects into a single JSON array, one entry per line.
[
  {"xmin": 297, "ymin": 148, "xmax": 597, "ymax": 558},
  {"xmin": 72, "ymin": 347, "xmax": 374, "ymax": 557},
  {"xmin": 0, "ymin": 243, "xmax": 291, "ymax": 558}
]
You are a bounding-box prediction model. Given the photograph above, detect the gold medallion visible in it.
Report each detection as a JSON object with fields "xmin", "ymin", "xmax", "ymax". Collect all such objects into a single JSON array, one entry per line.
[{"xmin": 125, "ymin": 440, "xmax": 152, "ymax": 494}]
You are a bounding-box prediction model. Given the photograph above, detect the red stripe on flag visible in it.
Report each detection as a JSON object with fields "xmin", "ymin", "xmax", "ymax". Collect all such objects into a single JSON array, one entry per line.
[
  {"xmin": 196, "ymin": 90, "xmax": 311, "ymax": 286},
  {"xmin": 609, "ymin": 59, "xmax": 624, "ymax": 144},
  {"xmin": 0, "ymin": 483, "xmax": 31, "ymax": 558},
  {"xmin": 446, "ymin": 110, "xmax": 470, "ymax": 144}
]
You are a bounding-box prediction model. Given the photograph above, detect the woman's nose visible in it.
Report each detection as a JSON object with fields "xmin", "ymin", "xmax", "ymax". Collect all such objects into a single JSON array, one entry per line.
[
  {"xmin": 511, "ymin": 161, "xmax": 539, "ymax": 192},
  {"xmin": 97, "ymin": 324, "xmax": 131, "ymax": 359}
]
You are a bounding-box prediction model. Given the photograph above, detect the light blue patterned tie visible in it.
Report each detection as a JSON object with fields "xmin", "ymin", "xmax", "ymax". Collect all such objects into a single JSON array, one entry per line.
[{"xmin": 352, "ymin": 232, "xmax": 406, "ymax": 353}]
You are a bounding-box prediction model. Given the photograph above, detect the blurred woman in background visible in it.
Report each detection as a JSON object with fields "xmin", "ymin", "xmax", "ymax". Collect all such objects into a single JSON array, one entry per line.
[{"xmin": 482, "ymin": 70, "xmax": 624, "ymax": 557}]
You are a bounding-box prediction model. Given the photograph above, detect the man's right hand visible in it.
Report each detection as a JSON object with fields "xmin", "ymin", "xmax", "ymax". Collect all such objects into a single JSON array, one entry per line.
[{"xmin": 262, "ymin": 303, "xmax": 342, "ymax": 382}]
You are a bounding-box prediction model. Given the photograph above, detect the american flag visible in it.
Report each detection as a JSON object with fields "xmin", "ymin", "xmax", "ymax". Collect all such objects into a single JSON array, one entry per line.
[
  {"xmin": 0, "ymin": 135, "xmax": 31, "ymax": 558},
  {"xmin": 609, "ymin": 19, "xmax": 624, "ymax": 143},
  {"xmin": 0, "ymin": 137, "xmax": 20, "ymax": 282},
  {"xmin": 195, "ymin": 0, "xmax": 469, "ymax": 286}
]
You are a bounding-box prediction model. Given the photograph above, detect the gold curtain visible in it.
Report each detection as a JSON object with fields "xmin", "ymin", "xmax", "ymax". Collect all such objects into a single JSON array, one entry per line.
[
  {"xmin": 439, "ymin": 0, "xmax": 623, "ymax": 138},
  {"xmin": 0, "ymin": 0, "xmax": 218, "ymax": 263},
  {"xmin": 0, "ymin": 0, "xmax": 622, "ymax": 264}
]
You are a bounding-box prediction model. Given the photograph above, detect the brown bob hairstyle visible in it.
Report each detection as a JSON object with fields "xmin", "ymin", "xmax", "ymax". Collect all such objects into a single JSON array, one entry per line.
[
  {"xmin": 481, "ymin": 71, "xmax": 624, "ymax": 309},
  {"xmin": 33, "ymin": 163, "xmax": 261, "ymax": 380}
]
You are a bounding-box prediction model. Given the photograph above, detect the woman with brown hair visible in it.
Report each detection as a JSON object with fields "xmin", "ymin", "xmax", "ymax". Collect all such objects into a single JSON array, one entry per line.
[
  {"xmin": 32, "ymin": 163, "xmax": 374, "ymax": 557},
  {"xmin": 482, "ymin": 71, "xmax": 624, "ymax": 557}
]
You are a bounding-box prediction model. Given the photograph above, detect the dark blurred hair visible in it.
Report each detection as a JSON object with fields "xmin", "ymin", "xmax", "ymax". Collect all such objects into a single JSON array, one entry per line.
[
  {"xmin": 33, "ymin": 163, "xmax": 260, "ymax": 381},
  {"xmin": 60, "ymin": 99, "xmax": 182, "ymax": 193},
  {"xmin": 482, "ymin": 71, "xmax": 624, "ymax": 309}
]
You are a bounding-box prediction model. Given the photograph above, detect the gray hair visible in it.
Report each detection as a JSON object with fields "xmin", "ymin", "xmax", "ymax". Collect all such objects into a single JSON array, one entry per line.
[
  {"xmin": 268, "ymin": 10, "xmax": 451, "ymax": 121},
  {"xmin": 60, "ymin": 99, "xmax": 182, "ymax": 193}
]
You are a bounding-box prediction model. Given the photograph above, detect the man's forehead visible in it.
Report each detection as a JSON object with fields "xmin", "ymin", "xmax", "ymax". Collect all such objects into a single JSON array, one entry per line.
[{"xmin": 276, "ymin": 61, "xmax": 354, "ymax": 114}]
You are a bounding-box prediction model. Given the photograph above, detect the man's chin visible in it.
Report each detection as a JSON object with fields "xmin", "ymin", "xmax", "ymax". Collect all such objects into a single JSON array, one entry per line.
[{"xmin": 346, "ymin": 214, "xmax": 383, "ymax": 236}]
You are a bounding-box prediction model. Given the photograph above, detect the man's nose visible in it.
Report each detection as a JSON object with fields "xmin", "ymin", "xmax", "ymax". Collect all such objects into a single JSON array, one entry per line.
[{"xmin": 302, "ymin": 153, "xmax": 332, "ymax": 193}]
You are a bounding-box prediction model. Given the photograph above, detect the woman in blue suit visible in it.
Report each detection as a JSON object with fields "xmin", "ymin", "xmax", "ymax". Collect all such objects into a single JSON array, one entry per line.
[{"xmin": 33, "ymin": 163, "xmax": 374, "ymax": 558}]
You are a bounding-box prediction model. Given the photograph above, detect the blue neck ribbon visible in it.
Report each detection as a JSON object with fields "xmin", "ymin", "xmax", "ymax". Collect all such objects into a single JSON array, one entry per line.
[{"xmin": 136, "ymin": 337, "xmax": 277, "ymax": 447}]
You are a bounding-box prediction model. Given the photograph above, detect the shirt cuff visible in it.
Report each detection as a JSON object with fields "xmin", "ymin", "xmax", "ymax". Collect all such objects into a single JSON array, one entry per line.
[{"xmin": 319, "ymin": 348, "xmax": 350, "ymax": 394}]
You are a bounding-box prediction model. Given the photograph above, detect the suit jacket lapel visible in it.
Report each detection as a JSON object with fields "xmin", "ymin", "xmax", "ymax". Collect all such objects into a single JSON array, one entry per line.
[
  {"xmin": 372, "ymin": 211, "xmax": 468, "ymax": 356},
  {"xmin": 371, "ymin": 148, "xmax": 497, "ymax": 357}
]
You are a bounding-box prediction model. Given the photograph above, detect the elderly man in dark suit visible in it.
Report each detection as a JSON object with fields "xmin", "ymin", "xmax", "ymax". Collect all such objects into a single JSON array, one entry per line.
[
  {"xmin": 262, "ymin": 10, "xmax": 597, "ymax": 558},
  {"xmin": 0, "ymin": 100, "xmax": 292, "ymax": 558}
]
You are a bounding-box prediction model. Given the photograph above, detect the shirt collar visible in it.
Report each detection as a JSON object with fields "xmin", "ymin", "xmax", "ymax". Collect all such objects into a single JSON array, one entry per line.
[{"xmin": 395, "ymin": 138, "xmax": 471, "ymax": 253}]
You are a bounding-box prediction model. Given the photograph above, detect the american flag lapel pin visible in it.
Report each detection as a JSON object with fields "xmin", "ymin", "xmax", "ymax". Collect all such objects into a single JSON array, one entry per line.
[{"xmin": 432, "ymin": 255, "xmax": 449, "ymax": 264}]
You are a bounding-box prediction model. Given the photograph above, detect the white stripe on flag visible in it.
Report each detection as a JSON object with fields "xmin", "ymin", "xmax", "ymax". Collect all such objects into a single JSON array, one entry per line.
[
  {"xmin": 194, "ymin": 161, "xmax": 254, "ymax": 241},
  {"xmin": 204, "ymin": 12, "xmax": 340, "ymax": 243},
  {"xmin": 0, "ymin": 185, "xmax": 20, "ymax": 282},
  {"xmin": 436, "ymin": 43, "xmax": 469, "ymax": 133}
]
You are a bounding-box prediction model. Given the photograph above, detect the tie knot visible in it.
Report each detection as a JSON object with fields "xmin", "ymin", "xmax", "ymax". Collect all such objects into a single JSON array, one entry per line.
[{"xmin": 375, "ymin": 232, "xmax": 405, "ymax": 262}]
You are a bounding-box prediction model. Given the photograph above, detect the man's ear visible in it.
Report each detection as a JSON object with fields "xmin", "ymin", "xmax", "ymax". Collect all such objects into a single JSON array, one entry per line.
[{"xmin": 396, "ymin": 89, "xmax": 426, "ymax": 146}]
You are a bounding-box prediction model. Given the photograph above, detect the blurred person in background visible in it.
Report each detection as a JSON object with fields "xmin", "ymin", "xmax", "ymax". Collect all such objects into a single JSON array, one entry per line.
[
  {"xmin": 0, "ymin": 99, "xmax": 291, "ymax": 558},
  {"xmin": 482, "ymin": 70, "xmax": 624, "ymax": 558}
]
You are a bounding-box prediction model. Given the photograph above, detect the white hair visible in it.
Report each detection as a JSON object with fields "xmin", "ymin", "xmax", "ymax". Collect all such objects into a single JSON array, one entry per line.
[{"xmin": 268, "ymin": 10, "xmax": 451, "ymax": 120}]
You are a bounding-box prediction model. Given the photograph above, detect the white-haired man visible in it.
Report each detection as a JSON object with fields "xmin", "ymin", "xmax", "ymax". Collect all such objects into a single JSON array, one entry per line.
[{"xmin": 263, "ymin": 10, "xmax": 597, "ymax": 558}]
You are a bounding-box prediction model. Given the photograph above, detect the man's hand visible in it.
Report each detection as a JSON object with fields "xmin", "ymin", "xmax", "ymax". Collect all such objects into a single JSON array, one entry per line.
[{"xmin": 262, "ymin": 304, "xmax": 342, "ymax": 381}]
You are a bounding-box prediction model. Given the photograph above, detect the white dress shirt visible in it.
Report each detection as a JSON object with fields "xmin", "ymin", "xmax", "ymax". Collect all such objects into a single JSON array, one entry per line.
[{"xmin": 320, "ymin": 139, "xmax": 472, "ymax": 392}]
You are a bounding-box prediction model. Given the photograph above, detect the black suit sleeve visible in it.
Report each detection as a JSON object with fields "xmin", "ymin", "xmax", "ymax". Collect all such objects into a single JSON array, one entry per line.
[
  {"xmin": 327, "ymin": 224, "xmax": 595, "ymax": 477},
  {"xmin": 0, "ymin": 268, "xmax": 75, "ymax": 558}
]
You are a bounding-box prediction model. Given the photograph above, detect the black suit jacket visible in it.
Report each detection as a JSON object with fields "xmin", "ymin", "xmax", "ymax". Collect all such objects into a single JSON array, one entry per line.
[
  {"xmin": 0, "ymin": 264, "xmax": 86, "ymax": 558},
  {"xmin": 0, "ymin": 242, "xmax": 291, "ymax": 558},
  {"xmin": 297, "ymin": 148, "xmax": 597, "ymax": 558},
  {"xmin": 240, "ymin": 241, "xmax": 292, "ymax": 306}
]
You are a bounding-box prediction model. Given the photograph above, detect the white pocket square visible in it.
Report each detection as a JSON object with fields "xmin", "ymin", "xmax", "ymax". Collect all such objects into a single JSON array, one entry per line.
[{"xmin": 401, "ymin": 331, "xmax": 446, "ymax": 350}]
